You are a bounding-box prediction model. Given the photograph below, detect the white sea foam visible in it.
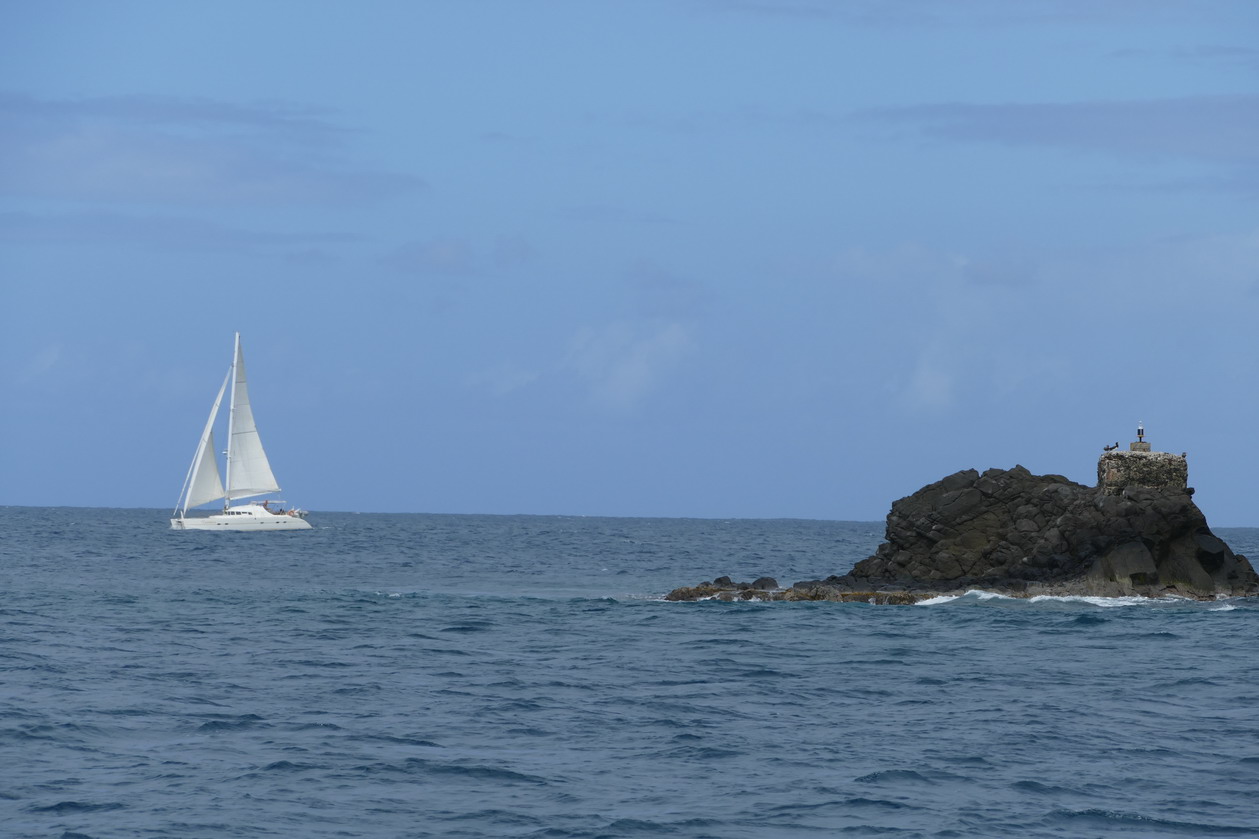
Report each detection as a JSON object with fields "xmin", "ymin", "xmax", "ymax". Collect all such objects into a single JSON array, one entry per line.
[
  {"xmin": 1210, "ymin": 603, "xmax": 1238, "ymax": 612},
  {"xmin": 915, "ymin": 590, "xmax": 1017, "ymax": 606},
  {"xmin": 914, "ymin": 594, "xmax": 960, "ymax": 606},
  {"xmin": 969, "ymin": 590, "xmax": 1016, "ymax": 601},
  {"xmin": 919, "ymin": 590, "xmax": 1210, "ymax": 608},
  {"xmin": 1026, "ymin": 594, "xmax": 1187, "ymax": 608}
]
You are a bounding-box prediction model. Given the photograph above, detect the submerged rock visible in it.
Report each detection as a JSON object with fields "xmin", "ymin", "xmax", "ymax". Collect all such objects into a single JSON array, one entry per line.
[
  {"xmin": 667, "ymin": 442, "xmax": 1259, "ymax": 603},
  {"xmin": 664, "ymin": 576, "xmax": 779, "ymax": 602},
  {"xmin": 663, "ymin": 577, "xmax": 929, "ymax": 605}
]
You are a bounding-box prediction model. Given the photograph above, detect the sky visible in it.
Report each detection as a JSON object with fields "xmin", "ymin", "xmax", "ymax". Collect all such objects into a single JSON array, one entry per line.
[{"xmin": 3, "ymin": 1, "xmax": 1259, "ymax": 522}]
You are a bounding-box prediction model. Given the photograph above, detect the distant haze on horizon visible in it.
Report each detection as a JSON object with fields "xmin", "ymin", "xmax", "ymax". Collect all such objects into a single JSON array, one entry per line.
[{"xmin": 3, "ymin": 2, "xmax": 1259, "ymax": 525}]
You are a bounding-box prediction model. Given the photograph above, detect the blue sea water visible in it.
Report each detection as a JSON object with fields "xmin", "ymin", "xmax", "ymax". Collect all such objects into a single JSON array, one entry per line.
[{"xmin": 4, "ymin": 507, "xmax": 1259, "ymax": 839}]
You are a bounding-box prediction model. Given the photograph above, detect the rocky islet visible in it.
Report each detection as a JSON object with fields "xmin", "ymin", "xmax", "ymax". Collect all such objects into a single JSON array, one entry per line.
[{"xmin": 667, "ymin": 430, "xmax": 1259, "ymax": 604}]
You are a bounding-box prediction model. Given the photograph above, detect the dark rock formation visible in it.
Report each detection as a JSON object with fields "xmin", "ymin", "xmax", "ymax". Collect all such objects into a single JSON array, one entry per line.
[
  {"xmin": 848, "ymin": 465, "xmax": 1255, "ymax": 598},
  {"xmin": 664, "ymin": 576, "xmax": 925, "ymax": 604},
  {"xmin": 665, "ymin": 576, "xmax": 780, "ymax": 602},
  {"xmin": 666, "ymin": 464, "xmax": 1259, "ymax": 603}
]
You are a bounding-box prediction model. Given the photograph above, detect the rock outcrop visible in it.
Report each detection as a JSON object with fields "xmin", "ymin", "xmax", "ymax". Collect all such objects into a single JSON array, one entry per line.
[
  {"xmin": 666, "ymin": 464, "xmax": 1259, "ymax": 603},
  {"xmin": 846, "ymin": 465, "xmax": 1255, "ymax": 597}
]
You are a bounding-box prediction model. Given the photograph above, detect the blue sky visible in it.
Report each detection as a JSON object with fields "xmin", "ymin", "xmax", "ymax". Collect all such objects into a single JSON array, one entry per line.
[{"xmin": 3, "ymin": 1, "xmax": 1258, "ymax": 522}]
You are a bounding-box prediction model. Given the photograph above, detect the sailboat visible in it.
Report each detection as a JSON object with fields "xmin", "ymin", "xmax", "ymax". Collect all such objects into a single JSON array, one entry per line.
[{"xmin": 171, "ymin": 334, "xmax": 312, "ymax": 531}]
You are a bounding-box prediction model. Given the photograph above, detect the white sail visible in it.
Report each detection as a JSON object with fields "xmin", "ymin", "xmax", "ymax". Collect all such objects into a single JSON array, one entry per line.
[
  {"xmin": 225, "ymin": 334, "xmax": 281, "ymax": 500},
  {"xmin": 186, "ymin": 431, "xmax": 226, "ymax": 509},
  {"xmin": 176, "ymin": 370, "xmax": 229, "ymax": 514}
]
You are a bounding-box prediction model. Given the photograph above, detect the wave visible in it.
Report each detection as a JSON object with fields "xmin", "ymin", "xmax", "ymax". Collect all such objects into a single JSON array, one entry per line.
[
  {"xmin": 1050, "ymin": 807, "xmax": 1256, "ymax": 836},
  {"xmin": 352, "ymin": 757, "xmax": 549, "ymax": 785},
  {"xmin": 854, "ymin": 770, "xmax": 925, "ymax": 785},
  {"xmin": 915, "ymin": 589, "xmax": 1235, "ymax": 610},
  {"xmin": 28, "ymin": 801, "xmax": 125, "ymax": 814},
  {"xmin": 1028, "ymin": 593, "xmax": 1191, "ymax": 608},
  {"xmin": 194, "ymin": 713, "xmax": 267, "ymax": 733},
  {"xmin": 915, "ymin": 589, "xmax": 1019, "ymax": 606}
]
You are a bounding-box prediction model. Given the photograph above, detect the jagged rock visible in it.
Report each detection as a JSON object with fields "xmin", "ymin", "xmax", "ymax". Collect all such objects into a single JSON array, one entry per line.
[
  {"xmin": 665, "ymin": 461, "xmax": 1259, "ymax": 604},
  {"xmin": 845, "ymin": 465, "xmax": 1257, "ymax": 599},
  {"xmin": 664, "ymin": 576, "xmax": 933, "ymax": 604},
  {"xmin": 664, "ymin": 576, "xmax": 779, "ymax": 602}
]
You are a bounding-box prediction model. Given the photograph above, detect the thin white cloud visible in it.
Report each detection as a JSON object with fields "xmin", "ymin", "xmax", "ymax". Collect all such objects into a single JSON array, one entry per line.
[
  {"xmin": 18, "ymin": 344, "xmax": 61, "ymax": 384},
  {"xmin": 466, "ymin": 363, "xmax": 541, "ymax": 397},
  {"xmin": 623, "ymin": 261, "xmax": 713, "ymax": 319},
  {"xmin": 0, "ymin": 92, "xmax": 342, "ymax": 138},
  {"xmin": 831, "ymin": 242, "xmax": 1038, "ymax": 414},
  {"xmin": 0, "ymin": 210, "xmax": 354, "ymax": 252},
  {"xmin": 565, "ymin": 321, "xmax": 691, "ymax": 410},
  {"xmin": 0, "ymin": 92, "xmax": 425, "ymax": 205},
  {"xmin": 706, "ymin": 0, "xmax": 1231, "ymax": 27},
  {"xmin": 492, "ymin": 236, "xmax": 539, "ymax": 270},
  {"xmin": 383, "ymin": 235, "xmax": 539, "ymax": 278},
  {"xmin": 383, "ymin": 238, "xmax": 483, "ymax": 277},
  {"xmin": 901, "ymin": 343, "xmax": 957, "ymax": 413},
  {"xmin": 835, "ymin": 229, "xmax": 1259, "ymax": 416},
  {"xmin": 557, "ymin": 204, "xmax": 675, "ymax": 225},
  {"xmin": 858, "ymin": 95, "xmax": 1259, "ymax": 165},
  {"xmin": 1110, "ymin": 44, "xmax": 1259, "ymax": 70}
]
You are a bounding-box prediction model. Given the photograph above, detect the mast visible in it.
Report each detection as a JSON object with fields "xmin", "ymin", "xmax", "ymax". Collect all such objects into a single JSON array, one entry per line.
[{"xmin": 224, "ymin": 331, "xmax": 240, "ymax": 512}]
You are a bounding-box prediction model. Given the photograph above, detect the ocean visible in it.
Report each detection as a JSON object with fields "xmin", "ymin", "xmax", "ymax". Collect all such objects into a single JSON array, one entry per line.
[{"xmin": 4, "ymin": 507, "xmax": 1259, "ymax": 839}]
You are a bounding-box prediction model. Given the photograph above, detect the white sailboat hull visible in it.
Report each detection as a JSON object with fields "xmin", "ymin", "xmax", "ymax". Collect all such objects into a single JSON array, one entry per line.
[{"xmin": 171, "ymin": 504, "xmax": 312, "ymax": 531}]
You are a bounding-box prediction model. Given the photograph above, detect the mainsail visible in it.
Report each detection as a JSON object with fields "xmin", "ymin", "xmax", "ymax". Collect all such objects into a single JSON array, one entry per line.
[{"xmin": 225, "ymin": 335, "xmax": 281, "ymax": 501}]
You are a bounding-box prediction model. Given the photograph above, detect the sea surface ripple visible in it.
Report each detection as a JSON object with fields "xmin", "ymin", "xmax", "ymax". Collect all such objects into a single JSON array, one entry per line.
[{"xmin": 3, "ymin": 507, "xmax": 1259, "ymax": 838}]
